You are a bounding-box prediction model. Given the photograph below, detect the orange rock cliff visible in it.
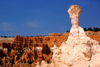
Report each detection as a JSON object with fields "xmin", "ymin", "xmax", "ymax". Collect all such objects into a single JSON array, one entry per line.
[{"xmin": 0, "ymin": 31, "xmax": 100, "ymax": 67}]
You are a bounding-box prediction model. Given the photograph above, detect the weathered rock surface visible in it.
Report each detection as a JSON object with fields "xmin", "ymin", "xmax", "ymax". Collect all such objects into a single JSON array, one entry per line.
[
  {"xmin": 0, "ymin": 5, "xmax": 100, "ymax": 67},
  {"xmin": 40, "ymin": 5, "xmax": 100, "ymax": 67}
]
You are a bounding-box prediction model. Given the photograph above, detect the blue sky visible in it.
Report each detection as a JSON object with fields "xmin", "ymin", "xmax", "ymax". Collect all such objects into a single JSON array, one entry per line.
[{"xmin": 0, "ymin": 0, "xmax": 100, "ymax": 36}]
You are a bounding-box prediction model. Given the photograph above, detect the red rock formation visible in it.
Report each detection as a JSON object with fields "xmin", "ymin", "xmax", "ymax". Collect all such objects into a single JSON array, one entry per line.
[
  {"xmin": 0, "ymin": 32, "xmax": 100, "ymax": 67},
  {"xmin": 0, "ymin": 47, "xmax": 3, "ymax": 57}
]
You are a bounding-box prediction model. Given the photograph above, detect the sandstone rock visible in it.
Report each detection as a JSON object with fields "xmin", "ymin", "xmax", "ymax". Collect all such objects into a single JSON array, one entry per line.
[
  {"xmin": 3, "ymin": 48, "xmax": 8, "ymax": 56},
  {"xmin": 48, "ymin": 5, "xmax": 100, "ymax": 67},
  {"xmin": 63, "ymin": 32, "xmax": 69, "ymax": 36},
  {"xmin": 0, "ymin": 14, "xmax": 100, "ymax": 67},
  {"xmin": 49, "ymin": 33, "xmax": 55, "ymax": 36},
  {"xmin": 49, "ymin": 33, "xmax": 62, "ymax": 36},
  {"xmin": 36, "ymin": 48, "xmax": 43, "ymax": 58},
  {"xmin": 0, "ymin": 47, "xmax": 3, "ymax": 57}
]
